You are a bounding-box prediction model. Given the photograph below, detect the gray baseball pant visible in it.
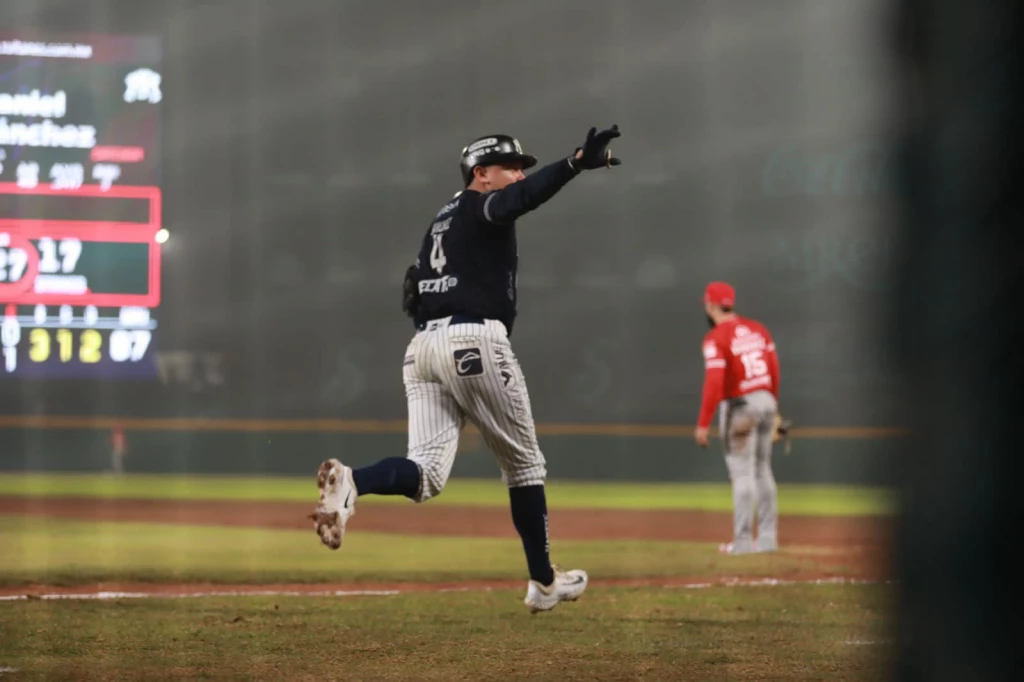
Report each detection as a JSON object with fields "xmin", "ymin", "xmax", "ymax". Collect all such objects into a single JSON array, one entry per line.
[{"xmin": 719, "ymin": 389, "xmax": 779, "ymax": 553}]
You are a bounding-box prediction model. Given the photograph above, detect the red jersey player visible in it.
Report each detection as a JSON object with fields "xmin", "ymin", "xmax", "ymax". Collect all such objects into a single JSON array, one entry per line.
[{"xmin": 695, "ymin": 282, "xmax": 781, "ymax": 555}]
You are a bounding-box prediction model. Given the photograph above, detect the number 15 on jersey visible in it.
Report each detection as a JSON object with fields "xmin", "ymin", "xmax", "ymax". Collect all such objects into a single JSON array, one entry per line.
[{"xmin": 740, "ymin": 350, "xmax": 768, "ymax": 378}]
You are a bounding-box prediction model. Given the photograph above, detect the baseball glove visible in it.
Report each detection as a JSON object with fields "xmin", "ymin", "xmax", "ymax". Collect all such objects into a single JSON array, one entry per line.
[
  {"xmin": 773, "ymin": 413, "xmax": 794, "ymax": 454},
  {"xmin": 401, "ymin": 264, "xmax": 420, "ymax": 320}
]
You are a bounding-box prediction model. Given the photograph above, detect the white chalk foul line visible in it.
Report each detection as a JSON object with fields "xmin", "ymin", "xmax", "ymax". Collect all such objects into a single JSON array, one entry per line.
[
  {"xmin": 0, "ymin": 577, "xmax": 885, "ymax": 602},
  {"xmin": 678, "ymin": 577, "xmax": 888, "ymax": 589},
  {"xmin": 0, "ymin": 589, "xmax": 399, "ymax": 602}
]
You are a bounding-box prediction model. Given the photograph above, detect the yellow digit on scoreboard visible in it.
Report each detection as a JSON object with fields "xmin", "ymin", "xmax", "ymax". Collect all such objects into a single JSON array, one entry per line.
[
  {"xmin": 29, "ymin": 328, "xmax": 50, "ymax": 363},
  {"xmin": 56, "ymin": 328, "xmax": 73, "ymax": 363},
  {"xmin": 79, "ymin": 329, "xmax": 102, "ymax": 363}
]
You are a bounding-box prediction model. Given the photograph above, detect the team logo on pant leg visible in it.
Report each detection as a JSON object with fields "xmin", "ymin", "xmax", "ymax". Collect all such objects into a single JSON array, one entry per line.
[
  {"xmin": 453, "ymin": 348, "xmax": 483, "ymax": 377},
  {"xmin": 493, "ymin": 347, "xmax": 516, "ymax": 388}
]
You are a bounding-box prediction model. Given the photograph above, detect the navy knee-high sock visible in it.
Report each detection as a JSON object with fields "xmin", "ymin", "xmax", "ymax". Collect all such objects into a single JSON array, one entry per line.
[
  {"xmin": 509, "ymin": 485, "xmax": 555, "ymax": 586},
  {"xmin": 352, "ymin": 458, "xmax": 421, "ymax": 499}
]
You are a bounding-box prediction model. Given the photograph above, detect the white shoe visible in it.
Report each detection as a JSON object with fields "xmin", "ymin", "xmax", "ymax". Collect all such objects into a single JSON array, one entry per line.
[
  {"xmin": 309, "ymin": 459, "xmax": 357, "ymax": 550},
  {"xmin": 718, "ymin": 540, "xmax": 756, "ymax": 555},
  {"xmin": 755, "ymin": 537, "xmax": 778, "ymax": 553},
  {"xmin": 524, "ymin": 567, "xmax": 588, "ymax": 613}
]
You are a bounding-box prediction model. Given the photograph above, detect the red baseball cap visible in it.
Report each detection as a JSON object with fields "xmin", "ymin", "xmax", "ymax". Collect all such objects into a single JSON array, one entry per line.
[{"xmin": 704, "ymin": 281, "xmax": 735, "ymax": 307}]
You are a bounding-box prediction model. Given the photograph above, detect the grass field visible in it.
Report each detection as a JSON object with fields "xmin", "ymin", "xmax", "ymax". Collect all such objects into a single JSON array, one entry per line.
[
  {"xmin": 0, "ymin": 585, "xmax": 891, "ymax": 682},
  {"xmin": 0, "ymin": 516, "xmax": 864, "ymax": 588},
  {"xmin": 0, "ymin": 473, "xmax": 894, "ymax": 679},
  {"xmin": 0, "ymin": 473, "xmax": 897, "ymax": 516}
]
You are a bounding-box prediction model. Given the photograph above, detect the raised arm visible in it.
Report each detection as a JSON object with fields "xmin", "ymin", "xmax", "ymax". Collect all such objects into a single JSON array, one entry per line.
[
  {"xmin": 475, "ymin": 158, "xmax": 578, "ymax": 225},
  {"xmin": 475, "ymin": 125, "xmax": 623, "ymax": 226}
]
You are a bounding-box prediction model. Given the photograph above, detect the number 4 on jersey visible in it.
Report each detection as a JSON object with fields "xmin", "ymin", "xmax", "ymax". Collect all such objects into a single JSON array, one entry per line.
[{"xmin": 429, "ymin": 233, "xmax": 447, "ymax": 274}]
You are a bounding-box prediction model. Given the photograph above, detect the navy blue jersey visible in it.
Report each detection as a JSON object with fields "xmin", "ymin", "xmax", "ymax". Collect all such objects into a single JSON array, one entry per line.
[{"xmin": 412, "ymin": 158, "xmax": 579, "ymax": 336}]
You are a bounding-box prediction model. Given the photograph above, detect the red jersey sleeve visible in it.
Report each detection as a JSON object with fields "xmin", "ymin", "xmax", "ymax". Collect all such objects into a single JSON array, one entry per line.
[
  {"xmin": 764, "ymin": 330, "xmax": 780, "ymax": 400},
  {"xmin": 768, "ymin": 345, "xmax": 780, "ymax": 399},
  {"xmin": 697, "ymin": 335, "xmax": 726, "ymax": 428}
]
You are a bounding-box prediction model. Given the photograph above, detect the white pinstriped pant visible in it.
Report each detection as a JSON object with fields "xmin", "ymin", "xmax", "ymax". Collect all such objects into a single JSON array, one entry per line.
[{"xmin": 403, "ymin": 316, "xmax": 547, "ymax": 502}]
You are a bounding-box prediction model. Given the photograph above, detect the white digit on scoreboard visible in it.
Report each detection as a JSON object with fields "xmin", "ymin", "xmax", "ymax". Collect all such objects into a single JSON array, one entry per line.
[
  {"xmin": 1, "ymin": 317, "xmax": 20, "ymax": 374},
  {"xmin": 1, "ymin": 317, "xmax": 20, "ymax": 347},
  {"xmin": 50, "ymin": 163, "xmax": 85, "ymax": 190},
  {"xmin": 59, "ymin": 238, "xmax": 83, "ymax": 273},
  {"xmin": 37, "ymin": 237, "xmax": 83, "ymax": 274},
  {"xmin": 0, "ymin": 246, "xmax": 28, "ymax": 282},
  {"xmin": 109, "ymin": 329, "xmax": 130, "ymax": 362},
  {"xmin": 130, "ymin": 330, "xmax": 152, "ymax": 361},
  {"xmin": 38, "ymin": 237, "xmax": 59, "ymax": 274},
  {"xmin": 16, "ymin": 161, "xmax": 39, "ymax": 189},
  {"xmin": 110, "ymin": 329, "xmax": 152, "ymax": 362},
  {"xmin": 92, "ymin": 164, "xmax": 122, "ymax": 191}
]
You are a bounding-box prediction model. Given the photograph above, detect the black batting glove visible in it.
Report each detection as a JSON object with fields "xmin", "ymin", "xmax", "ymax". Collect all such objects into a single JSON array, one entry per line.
[{"xmin": 568, "ymin": 125, "xmax": 622, "ymax": 171}]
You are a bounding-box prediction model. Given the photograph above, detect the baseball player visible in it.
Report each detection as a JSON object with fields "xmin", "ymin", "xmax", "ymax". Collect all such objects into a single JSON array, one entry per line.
[
  {"xmin": 695, "ymin": 282, "xmax": 782, "ymax": 555},
  {"xmin": 110, "ymin": 424, "xmax": 127, "ymax": 475},
  {"xmin": 310, "ymin": 126, "xmax": 623, "ymax": 612}
]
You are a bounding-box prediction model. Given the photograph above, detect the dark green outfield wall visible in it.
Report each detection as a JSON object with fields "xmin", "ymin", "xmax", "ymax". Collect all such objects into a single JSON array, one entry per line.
[
  {"xmin": 0, "ymin": 0, "xmax": 902, "ymax": 455},
  {"xmin": 0, "ymin": 0, "xmax": 902, "ymax": 489},
  {"xmin": 0, "ymin": 428, "xmax": 897, "ymax": 486}
]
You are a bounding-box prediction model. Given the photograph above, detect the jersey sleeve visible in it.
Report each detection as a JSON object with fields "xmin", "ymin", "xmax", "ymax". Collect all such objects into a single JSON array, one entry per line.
[
  {"xmin": 473, "ymin": 157, "xmax": 580, "ymax": 225},
  {"xmin": 766, "ymin": 336, "xmax": 780, "ymax": 400},
  {"xmin": 697, "ymin": 337, "xmax": 727, "ymax": 429}
]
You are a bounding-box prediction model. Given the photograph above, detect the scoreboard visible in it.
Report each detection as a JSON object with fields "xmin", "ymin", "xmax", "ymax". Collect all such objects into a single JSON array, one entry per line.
[{"xmin": 0, "ymin": 32, "xmax": 163, "ymax": 379}]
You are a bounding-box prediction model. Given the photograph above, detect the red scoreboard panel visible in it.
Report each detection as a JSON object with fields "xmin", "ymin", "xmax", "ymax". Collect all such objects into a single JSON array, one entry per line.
[{"xmin": 0, "ymin": 31, "xmax": 163, "ymax": 379}]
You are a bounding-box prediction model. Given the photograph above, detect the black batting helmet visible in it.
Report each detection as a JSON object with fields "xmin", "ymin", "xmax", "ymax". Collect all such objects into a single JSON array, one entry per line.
[{"xmin": 459, "ymin": 134, "xmax": 538, "ymax": 186}]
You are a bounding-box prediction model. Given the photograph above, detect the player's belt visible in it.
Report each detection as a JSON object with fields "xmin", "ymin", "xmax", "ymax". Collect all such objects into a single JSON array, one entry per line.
[{"xmin": 416, "ymin": 314, "xmax": 485, "ymax": 331}]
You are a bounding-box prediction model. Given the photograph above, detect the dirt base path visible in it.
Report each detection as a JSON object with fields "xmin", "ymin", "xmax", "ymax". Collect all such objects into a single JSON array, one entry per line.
[
  {"xmin": 0, "ymin": 495, "xmax": 893, "ymax": 597},
  {"xmin": 0, "ymin": 495, "xmax": 891, "ymax": 547}
]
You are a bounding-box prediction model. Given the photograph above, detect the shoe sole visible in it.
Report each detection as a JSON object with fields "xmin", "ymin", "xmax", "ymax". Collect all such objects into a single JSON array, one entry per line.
[
  {"xmin": 527, "ymin": 595, "xmax": 582, "ymax": 614},
  {"xmin": 310, "ymin": 459, "xmax": 353, "ymax": 550},
  {"xmin": 719, "ymin": 542, "xmax": 756, "ymax": 555}
]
